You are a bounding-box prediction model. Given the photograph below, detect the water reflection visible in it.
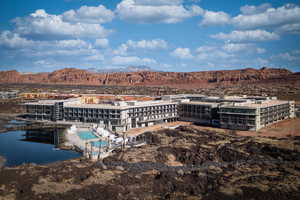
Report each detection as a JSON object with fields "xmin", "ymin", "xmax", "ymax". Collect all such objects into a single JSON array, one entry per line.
[
  {"xmin": 0, "ymin": 128, "xmax": 81, "ymax": 167},
  {"xmin": 23, "ymin": 129, "xmax": 61, "ymax": 147}
]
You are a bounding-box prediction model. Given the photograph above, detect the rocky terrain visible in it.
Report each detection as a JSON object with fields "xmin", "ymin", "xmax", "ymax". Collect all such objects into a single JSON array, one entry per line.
[
  {"xmin": 0, "ymin": 67, "xmax": 292, "ymax": 89},
  {"xmin": 0, "ymin": 125, "xmax": 300, "ymax": 200}
]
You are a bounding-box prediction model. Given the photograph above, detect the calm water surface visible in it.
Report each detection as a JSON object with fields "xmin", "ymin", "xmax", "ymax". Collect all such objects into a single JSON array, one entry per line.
[{"xmin": 0, "ymin": 130, "xmax": 81, "ymax": 167}]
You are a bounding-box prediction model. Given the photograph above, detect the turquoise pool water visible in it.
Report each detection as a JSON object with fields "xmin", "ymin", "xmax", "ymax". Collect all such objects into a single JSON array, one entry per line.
[
  {"xmin": 92, "ymin": 141, "xmax": 108, "ymax": 147},
  {"xmin": 78, "ymin": 131, "xmax": 98, "ymax": 140}
]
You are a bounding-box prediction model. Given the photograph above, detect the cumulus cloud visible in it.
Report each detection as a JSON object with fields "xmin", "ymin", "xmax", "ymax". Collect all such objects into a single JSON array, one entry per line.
[
  {"xmin": 199, "ymin": 3, "xmax": 300, "ymax": 36},
  {"xmin": 116, "ymin": 0, "xmax": 202, "ymax": 23},
  {"xmin": 53, "ymin": 39, "xmax": 90, "ymax": 49},
  {"xmin": 194, "ymin": 43, "xmax": 266, "ymax": 64},
  {"xmin": 232, "ymin": 4, "xmax": 300, "ymax": 29},
  {"xmin": 135, "ymin": 0, "xmax": 183, "ymax": 6},
  {"xmin": 31, "ymin": 48, "xmax": 100, "ymax": 57},
  {"xmin": 276, "ymin": 23, "xmax": 300, "ymax": 34},
  {"xmin": 196, "ymin": 46, "xmax": 233, "ymax": 60},
  {"xmin": 272, "ymin": 50, "xmax": 300, "ymax": 62},
  {"xmin": 62, "ymin": 5, "xmax": 114, "ymax": 24},
  {"xmin": 95, "ymin": 38, "xmax": 109, "ymax": 48},
  {"xmin": 211, "ymin": 29, "xmax": 280, "ymax": 42},
  {"xmin": 0, "ymin": 29, "xmax": 105, "ymax": 62},
  {"xmin": 223, "ymin": 43, "xmax": 265, "ymax": 54},
  {"xmin": 111, "ymin": 56, "xmax": 156, "ymax": 65},
  {"xmin": 200, "ymin": 10, "xmax": 231, "ymax": 25},
  {"xmin": 113, "ymin": 39, "xmax": 168, "ymax": 55},
  {"xmin": 171, "ymin": 48, "xmax": 193, "ymax": 59},
  {"xmin": 83, "ymin": 53, "xmax": 105, "ymax": 61},
  {"xmin": 0, "ymin": 31, "xmax": 34, "ymax": 48},
  {"xmin": 13, "ymin": 9, "xmax": 112, "ymax": 39},
  {"xmin": 0, "ymin": 31, "xmax": 91, "ymax": 50},
  {"xmin": 113, "ymin": 44, "xmax": 129, "ymax": 56},
  {"xmin": 126, "ymin": 39, "xmax": 168, "ymax": 49},
  {"xmin": 240, "ymin": 3, "xmax": 272, "ymax": 15}
]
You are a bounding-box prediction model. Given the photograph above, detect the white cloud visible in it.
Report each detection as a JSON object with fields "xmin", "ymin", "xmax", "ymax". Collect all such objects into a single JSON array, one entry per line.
[
  {"xmin": 62, "ymin": 5, "xmax": 114, "ymax": 24},
  {"xmin": 267, "ymin": 50, "xmax": 300, "ymax": 69},
  {"xmin": 0, "ymin": 31, "xmax": 34, "ymax": 48},
  {"xmin": 53, "ymin": 39, "xmax": 90, "ymax": 49},
  {"xmin": 223, "ymin": 43, "xmax": 265, "ymax": 54},
  {"xmin": 34, "ymin": 60, "xmax": 51, "ymax": 65},
  {"xmin": 111, "ymin": 56, "xmax": 156, "ymax": 65},
  {"xmin": 116, "ymin": 0, "xmax": 202, "ymax": 24},
  {"xmin": 197, "ymin": 3, "xmax": 300, "ymax": 36},
  {"xmin": 126, "ymin": 39, "xmax": 168, "ymax": 49},
  {"xmin": 194, "ymin": 43, "xmax": 265, "ymax": 65},
  {"xmin": 240, "ymin": 3, "xmax": 272, "ymax": 15},
  {"xmin": 14, "ymin": 9, "xmax": 112, "ymax": 39},
  {"xmin": 276, "ymin": 23, "xmax": 300, "ymax": 34},
  {"xmin": 83, "ymin": 53, "xmax": 104, "ymax": 61},
  {"xmin": 232, "ymin": 4, "xmax": 300, "ymax": 29},
  {"xmin": 196, "ymin": 46, "xmax": 233, "ymax": 60},
  {"xmin": 200, "ymin": 10, "xmax": 231, "ymax": 25},
  {"xmin": 272, "ymin": 50, "xmax": 300, "ymax": 62},
  {"xmin": 32, "ymin": 48, "xmax": 100, "ymax": 57},
  {"xmin": 113, "ymin": 39, "xmax": 168, "ymax": 55},
  {"xmin": 135, "ymin": 0, "xmax": 183, "ymax": 6},
  {"xmin": 0, "ymin": 31, "xmax": 92, "ymax": 50},
  {"xmin": 211, "ymin": 30, "xmax": 279, "ymax": 42},
  {"xmin": 256, "ymin": 57, "xmax": 270, "ymax": 66},
  {"xmin": 95, "ymin": 38, "xmax": 109, "ymax": 48},
  {"xmin": 171, "ymin": 48, "xmax": 193, "ymax": 59},
  {"xmin": 113, "ymin": 44, "xmax": 129, "ymax": 55}
]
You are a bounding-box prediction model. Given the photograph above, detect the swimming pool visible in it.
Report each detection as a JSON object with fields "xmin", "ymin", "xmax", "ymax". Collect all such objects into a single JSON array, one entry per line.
[
  {"xmin": 78, "ymin": 131, "xmax": 98, "ymax": 140},
  {"xmin": 92, "ymin": 141, "xmax": 108, "ymax": 147}
]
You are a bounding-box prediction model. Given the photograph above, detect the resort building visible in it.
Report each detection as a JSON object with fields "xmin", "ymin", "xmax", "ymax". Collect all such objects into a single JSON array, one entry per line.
[
  {"xmin": 178, "ymin": 102, "xmax": 219, "ymax": 126},
  {"xmin": 21, "ymin": 92, "xmax": 79, "ymax": 100},
  {"xmin": 219, "ymin": 100, "xmax": 295, "ymax": 131},
  {"xmin": 24, "ymin": 94, "xmax": 295, "ymax": 132},
  {"xmin": 25, "ymin": 96, "xmax": 178, "ymax": 133},
  {"xmin": 0, "ymin": 91, "xmax": 18, "ymax": 99}
]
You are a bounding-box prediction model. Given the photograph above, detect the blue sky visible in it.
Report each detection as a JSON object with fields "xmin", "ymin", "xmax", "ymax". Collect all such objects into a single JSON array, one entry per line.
[{"xmin": 0, "ymin": 0, "xmax": 300, "ymax": 72}]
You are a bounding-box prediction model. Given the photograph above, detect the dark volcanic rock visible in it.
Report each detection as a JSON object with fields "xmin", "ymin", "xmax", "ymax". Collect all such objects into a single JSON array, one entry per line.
[{"xmin": 0, "ymin": 125, "xmax": 300, "ymax": 200}]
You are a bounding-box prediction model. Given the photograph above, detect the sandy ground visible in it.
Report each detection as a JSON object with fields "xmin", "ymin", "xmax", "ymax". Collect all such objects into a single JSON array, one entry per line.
[
  {"xmin": 180, "ymin": 118, "xmax": 300, "ymax": 138},
  {"xmin": 237, "ymin": 118, "xmax": 300, "ymax": 138}
]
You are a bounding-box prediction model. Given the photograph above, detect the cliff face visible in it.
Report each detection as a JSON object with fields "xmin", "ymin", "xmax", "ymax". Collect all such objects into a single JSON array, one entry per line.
[{"xmin": 0, "ymin": 67, "xmax": 292, "ymax": 89}]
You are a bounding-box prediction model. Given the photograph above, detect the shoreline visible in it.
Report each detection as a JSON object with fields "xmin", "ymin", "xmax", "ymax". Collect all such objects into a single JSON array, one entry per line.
[
  {"xmin": 0, "ymin": 155, "xmax": 6, "ymax": 168},
  {"xmin": 0, "ymin": 117, "xmax": 82, "ymax": 168}
]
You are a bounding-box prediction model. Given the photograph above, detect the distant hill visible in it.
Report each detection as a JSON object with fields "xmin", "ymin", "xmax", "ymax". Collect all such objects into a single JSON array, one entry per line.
[
  {"xmin": 87, "ymin": 66, "xmax": 159, "ymax": 73},
  {"xmin": 0, "ymin": 67, "xmax": 293, "ymax": 89}
]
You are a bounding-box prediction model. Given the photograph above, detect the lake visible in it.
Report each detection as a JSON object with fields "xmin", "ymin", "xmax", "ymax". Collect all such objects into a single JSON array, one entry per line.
[{"xmin": 0, "ymin": 129, "xmax": 81, "ymax": 167}]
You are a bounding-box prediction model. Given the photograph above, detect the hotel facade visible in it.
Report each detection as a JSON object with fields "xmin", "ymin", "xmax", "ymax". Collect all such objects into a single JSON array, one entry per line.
[{"xmin": 24, "ymin": 95, "xmax": 295, "ymax": 133}]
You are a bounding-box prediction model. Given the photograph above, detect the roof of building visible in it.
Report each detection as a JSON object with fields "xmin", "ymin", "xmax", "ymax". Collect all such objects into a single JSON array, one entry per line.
[
  {"xmin": 64, "ymin": 100, "xmax": 178, "ymax": 110},
  {"xmin": 221, "ymin": 100, "xmax": 290, "ymax": 109},
  {"xmin": 181, "ymin": 101, "xmax": 220, "ymax": 107}
]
